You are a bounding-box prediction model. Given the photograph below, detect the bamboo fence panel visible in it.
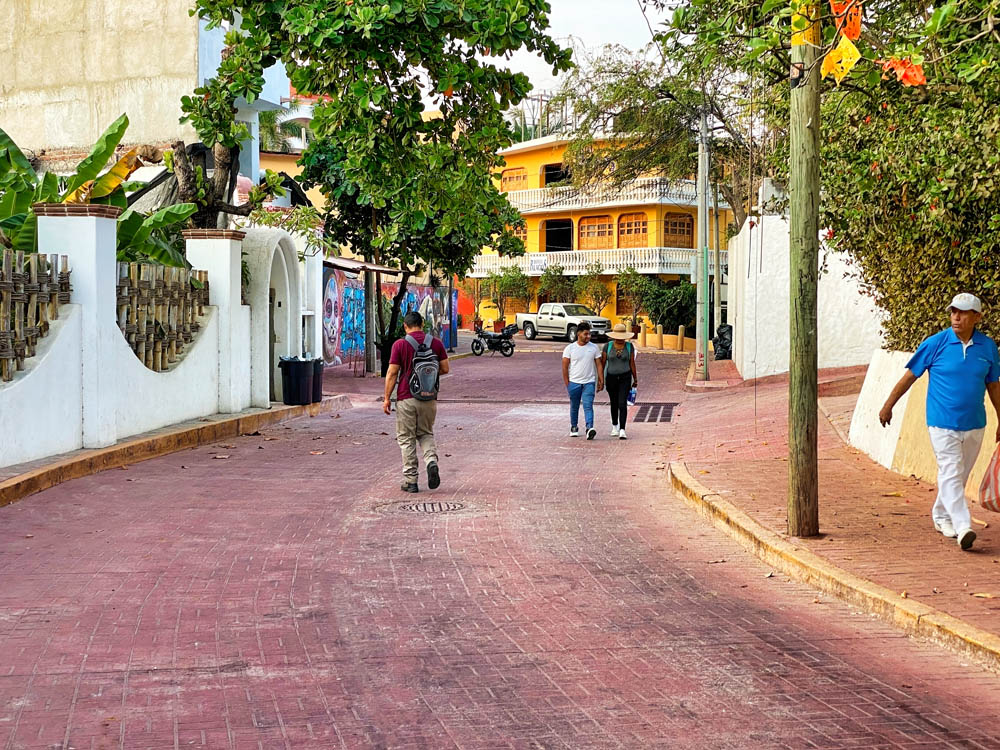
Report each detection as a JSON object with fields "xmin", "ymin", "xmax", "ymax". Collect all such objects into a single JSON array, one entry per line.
[
  {"xmin": 116, "ymin": 262, "xmax": 209, "ymax": 372},
  {"xmin": 0, "ymin": 251, "xmax": 70, "ymax": 383}
]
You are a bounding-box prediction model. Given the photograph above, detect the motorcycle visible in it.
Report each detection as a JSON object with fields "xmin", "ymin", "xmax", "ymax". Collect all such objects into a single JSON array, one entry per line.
[{"xmin": 471, "ymin": 323, "xmax": 517, "ymax": 357}]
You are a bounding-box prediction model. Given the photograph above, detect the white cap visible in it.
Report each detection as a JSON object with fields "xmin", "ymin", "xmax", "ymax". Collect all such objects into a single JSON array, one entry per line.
[{"xmin": 946, "ymin": 293, "xmax": 982, "ymax": 313}]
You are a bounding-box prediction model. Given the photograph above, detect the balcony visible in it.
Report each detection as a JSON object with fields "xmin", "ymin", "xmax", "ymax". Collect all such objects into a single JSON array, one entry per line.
[
  {"xmin": 468, "ymin": 247, "xmax": 728, "ymax": 278},
  {"xmin": 505, "ymin": 177, "xmax": 726, "ymax": 214}
]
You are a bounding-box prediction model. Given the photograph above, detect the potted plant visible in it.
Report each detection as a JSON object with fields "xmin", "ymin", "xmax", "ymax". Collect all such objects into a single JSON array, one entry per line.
[{"xmin": 617, "ymin": 265, "xmax": 651, "ymax": 334}]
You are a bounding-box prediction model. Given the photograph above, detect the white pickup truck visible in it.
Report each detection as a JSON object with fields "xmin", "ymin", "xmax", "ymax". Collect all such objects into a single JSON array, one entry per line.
[{"xmin": 515, "ymin": 303, "xmax": 612, "ymax": 342}]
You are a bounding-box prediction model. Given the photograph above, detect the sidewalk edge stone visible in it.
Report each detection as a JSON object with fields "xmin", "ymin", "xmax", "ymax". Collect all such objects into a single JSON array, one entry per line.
[
  {"xmin": 0, "ymin": 395, "xmax": 352, "ymax": 509},
  {"xmin": 668, "ymin": 461, "xmax": 1000, "ymax": 672}
]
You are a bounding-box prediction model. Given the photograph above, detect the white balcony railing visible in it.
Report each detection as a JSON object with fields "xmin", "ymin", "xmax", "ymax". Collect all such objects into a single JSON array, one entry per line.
[
  {"xmin": 505, "ymin": 177, "xmax": 724, "ymax": 213},
  {"xmin": 468, "ymin": 247, "xmax": 728, "ymax": 278}
]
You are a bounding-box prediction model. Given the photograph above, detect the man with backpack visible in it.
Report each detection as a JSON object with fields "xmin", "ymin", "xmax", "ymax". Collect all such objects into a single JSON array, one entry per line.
[{"xmin": 383, "ymin": 311, "xmax": 450, "ymax": 493}]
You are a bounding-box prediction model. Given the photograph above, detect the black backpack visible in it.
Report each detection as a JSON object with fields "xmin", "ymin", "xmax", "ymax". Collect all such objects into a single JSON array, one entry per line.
[{"xmin": 405, "ymin": 334, "xmax": 440, "ymax": 401}]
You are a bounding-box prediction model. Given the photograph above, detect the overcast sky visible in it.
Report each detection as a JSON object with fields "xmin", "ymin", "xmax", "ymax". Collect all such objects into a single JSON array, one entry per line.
[{"xmin": 506, "ymin": 0, "xmax": 670, "ymax": 93}]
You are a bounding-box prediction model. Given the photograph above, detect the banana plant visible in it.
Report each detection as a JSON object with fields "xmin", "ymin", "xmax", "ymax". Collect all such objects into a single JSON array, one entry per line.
[{"xmin": 0, "ymin": 115, "xmax": 194, "ymax": 264}]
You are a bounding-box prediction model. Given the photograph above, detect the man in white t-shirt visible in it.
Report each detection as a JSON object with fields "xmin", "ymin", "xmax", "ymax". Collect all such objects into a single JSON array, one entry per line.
[{"xmin": 562, "ymin": 321, "xmax": 604, "ymax": 439}]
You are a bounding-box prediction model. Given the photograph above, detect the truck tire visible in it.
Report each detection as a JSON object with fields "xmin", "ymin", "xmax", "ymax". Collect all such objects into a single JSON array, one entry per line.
[
  {"xmin": 523, "ymin": 322, "xmax": 536, "ymax": 340},
  {"xmin": 565, "ymin": 324, "xmax": 578, "ymax": 342}
]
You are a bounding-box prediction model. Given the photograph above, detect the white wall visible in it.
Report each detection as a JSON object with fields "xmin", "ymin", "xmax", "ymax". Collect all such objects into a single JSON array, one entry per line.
[
  {"xmin": 0, "ymin": 306, "xmax": 83, "ymax": 466},
  {"xmin": 848, "ymin": 349, "xmax": 913, "ymax": 469},
  {"xmin": 112, "ymin": 309, "xmax": 220, "ymax": 437},
  {"xmin": 728, "ymin": 215, "xmax": 885, "ymax": 380}
]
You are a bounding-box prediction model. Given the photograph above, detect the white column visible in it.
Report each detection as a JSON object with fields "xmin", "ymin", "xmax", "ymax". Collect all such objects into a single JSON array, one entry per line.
[
  {"xmin": 35, "ymin": 204, "xmax": 121, "ymax": 448},
  {"xmin": 184, "ymin": 230, "xmax": 248, "ymax": 413}
]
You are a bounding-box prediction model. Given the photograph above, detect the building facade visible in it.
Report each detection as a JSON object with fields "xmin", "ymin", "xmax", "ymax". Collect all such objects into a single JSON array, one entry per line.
[
  {"xmin": 1, "ymin": 1, "xmax": 287, "ymax": 183},
  {"xmin": 470, "ymin": 135, "xmax": 732, "ymax": 327}
]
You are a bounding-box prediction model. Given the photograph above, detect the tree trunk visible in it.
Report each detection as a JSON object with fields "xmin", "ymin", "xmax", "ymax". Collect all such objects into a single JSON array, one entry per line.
[
  {"xmin": 719, "ymin": 183, "xmax": 747, "ymax": 231},
  {"xmin": 379, "ymin": 271, "xmax": 411, "ymax": 376}
]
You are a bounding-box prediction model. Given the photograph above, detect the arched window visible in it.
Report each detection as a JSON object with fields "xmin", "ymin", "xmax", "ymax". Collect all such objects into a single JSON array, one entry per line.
[
  {"xmin": 663, "ymin": 213, "xmax": 694, "ymax": 248},
  {"xmin": 578, "ymin": 215, "xmax": 614, "ymax": 250},
  {"xmin": 618, "ymin": 213, "xmax": 649, "ymax": 248},
  {"xmin": 501, "ymin": 168, "xmax": 527, "ymax": 191}
]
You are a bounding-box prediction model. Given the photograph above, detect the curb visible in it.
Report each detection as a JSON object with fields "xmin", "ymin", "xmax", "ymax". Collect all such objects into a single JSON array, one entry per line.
[
  {"xmin": 0, "ymin": 395, "xmax": 352, "ymax": 509},
  {"xmin": 667, "ymin": 462, "xmax": 1000, "ymax": 672},
  {"xmin": 684, "ymin": 360, "xmax": 740, "ymax": 392}
]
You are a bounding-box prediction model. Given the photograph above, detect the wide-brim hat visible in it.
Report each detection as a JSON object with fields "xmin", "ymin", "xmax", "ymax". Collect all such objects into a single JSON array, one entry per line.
[{"xmin": 608, "ymin": 324, "xmax": 635, "ymax": 340}]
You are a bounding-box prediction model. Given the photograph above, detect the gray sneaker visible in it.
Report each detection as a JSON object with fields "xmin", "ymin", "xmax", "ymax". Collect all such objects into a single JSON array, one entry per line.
[
  {"xmin": 933, "ymin": 519, "xmax": 957, "ymax": 538},
  {"xmin": 958, "ymin": 528, "xmax": 976, "ymax": 550}
]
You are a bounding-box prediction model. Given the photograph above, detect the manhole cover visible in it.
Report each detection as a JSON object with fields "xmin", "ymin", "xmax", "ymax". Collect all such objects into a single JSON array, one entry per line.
[
  {"xmin": 400, "ymin": 501, "xmax": 466, "ymax": 513},
  {"xmin": 632, "ymin": 402, "xmax": 678, "ymax": 423}
]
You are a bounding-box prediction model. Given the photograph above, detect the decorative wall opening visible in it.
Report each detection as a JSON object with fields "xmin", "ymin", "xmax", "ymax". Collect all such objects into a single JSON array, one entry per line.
[
  {"xmin": 116, "ymin": 262, "xmax": 209, "ymax": 372},
  {"xmin": 0, "ymin": 251, "xmax": 71, "ymax": 382},
  {"xmin": 542, "ymin": 219, "xmax": 574, "ymax": 253}
]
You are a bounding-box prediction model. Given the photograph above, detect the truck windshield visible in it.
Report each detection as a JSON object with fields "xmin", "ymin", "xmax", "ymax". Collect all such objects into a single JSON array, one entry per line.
[{"xmin": 561, "ymin": 304, "xmax": 596, "ymax": 316}]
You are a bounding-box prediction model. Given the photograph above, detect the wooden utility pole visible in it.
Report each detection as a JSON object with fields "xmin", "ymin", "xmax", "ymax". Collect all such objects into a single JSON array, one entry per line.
[{"xmin": 787, "ymin": 5, "xmax": 821, "ymax": 536}]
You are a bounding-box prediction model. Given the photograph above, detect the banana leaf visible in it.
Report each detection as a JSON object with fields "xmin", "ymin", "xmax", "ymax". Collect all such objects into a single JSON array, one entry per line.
[
  {"xmin": 11, "ymin": 212, "xmax": 37, "ymax": 253},
  {"xmin": 115, "ymin": 209, "xmax": 146, "ymax": 251},
  {"xmin": 0, "ymin": 126, "xmax": 34, "ymax": 173},
  {"xmin": 62, "ymin": 114, "xmax": 129, "ymax": 197},
  {"xmin": 0, "ymin": 212, "xmax": 27, "ymax": 231},
  {"xmin": 121, "ymin": 235, "xmax": 188, "ymax": 267},
  {"xmin": 90, "ymin": 148, "xmax": 140, "ymax": 199},
  {"xmin": 35, "ymin": 171, "xmax": 59, "ymax": 203},
  {"xmin": 62, "ymin": 180, "xmax": 94, "ymax": 204},
  {"xmin": 129, "ymin": 203, "xmax": 198, "ymax": 248}
]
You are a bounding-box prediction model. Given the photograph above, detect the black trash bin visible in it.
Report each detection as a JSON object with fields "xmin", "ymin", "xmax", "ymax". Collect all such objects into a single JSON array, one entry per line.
[
  {"xmin": 312, "ymin": 358, "xmax": 325, "ymax": 403},
  {"xmin": 278, "ymin": 358, "xmax": 314, "ymax": 406}
]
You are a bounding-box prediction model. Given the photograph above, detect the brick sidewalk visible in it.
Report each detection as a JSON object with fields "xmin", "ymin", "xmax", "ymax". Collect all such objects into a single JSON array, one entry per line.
[
  {"xmin": 666, "ymin": 377, "xmax": 1000, "ymax": 640},
  {"xmin": 5, "ymin": 353, "xmax": 1000, "ymax": 748}
]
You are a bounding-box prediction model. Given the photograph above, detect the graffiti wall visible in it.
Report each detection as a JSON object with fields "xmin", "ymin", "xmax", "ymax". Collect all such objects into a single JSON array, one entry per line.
[
  {"xmin": 381, "ymin": 283, "xmax": 458, "ymax": 346},
  {"xmin": 322, "ymin": 267, "xmax": 366, "ymax": 366},
  {"xmin": 322, "ymin": 266, "xmax": 459, "ymax": 366}
]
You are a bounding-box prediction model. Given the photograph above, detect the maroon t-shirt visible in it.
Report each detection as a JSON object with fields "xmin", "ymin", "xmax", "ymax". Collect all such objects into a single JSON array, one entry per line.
[{"xmin": 389, "ymin": 332, "xmax": 448, "ymax": 401}]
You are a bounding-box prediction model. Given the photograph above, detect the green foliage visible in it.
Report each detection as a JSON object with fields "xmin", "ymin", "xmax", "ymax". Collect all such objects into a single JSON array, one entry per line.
[
  {"xmin": 249, "ymin": 205, "xmax": 336, "ymax": 260},
  {"xmin": 537, "ymin": 262, "xmax": 574, "ymax": 303},
  {"xmin": 258, "ymin": 105, "xmax": 307, "ymax": 153},
  {"xmin": 616, "ymin": 266, "xmax": 651, "ymax": 325},
  {"xmin": 0, "ymin": 118, "xmax": 192, "ymax": 263},
  {"xmin": 486, "ymin": 265, "xmax": 530, "ymax": 322},
  {"xmin": 643, "ymin": 278, "xmax": 696, "ymax": 332},
  {"xmin": 573, "ymin": 261, "xmax": 612, "ymax": 316}
]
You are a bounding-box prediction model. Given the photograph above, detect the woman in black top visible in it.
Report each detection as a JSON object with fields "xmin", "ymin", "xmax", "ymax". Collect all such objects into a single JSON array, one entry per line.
[{"xmin": 600, "ymin": 324, "xmax": 638, "ymax": 440}]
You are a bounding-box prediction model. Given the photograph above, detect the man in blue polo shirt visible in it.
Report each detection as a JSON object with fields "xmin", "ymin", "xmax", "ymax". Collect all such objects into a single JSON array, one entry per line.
[{"xmin": 880, "ymin": 293, "xmax": 1000, "ymax": 550}]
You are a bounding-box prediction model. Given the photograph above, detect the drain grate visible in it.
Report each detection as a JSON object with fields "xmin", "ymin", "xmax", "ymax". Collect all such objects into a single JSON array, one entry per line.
[
  {"xmin": 400, "ymin": 501, "xmax": 466, "ymax": 513},
  {"xmin": 632, "ymin": 402, "xmax": 678, "ymax": 423}
]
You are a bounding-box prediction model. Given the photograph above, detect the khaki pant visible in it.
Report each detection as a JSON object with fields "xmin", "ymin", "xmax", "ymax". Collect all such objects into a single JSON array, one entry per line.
[{"xmin": 395, "ymin": 398, "xmax": 438, "ymax": 482}]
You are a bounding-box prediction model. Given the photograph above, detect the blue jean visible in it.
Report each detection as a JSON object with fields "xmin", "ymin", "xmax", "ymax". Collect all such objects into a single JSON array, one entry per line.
[{"xmin": 568, "ymin": 381, "xmax": 596, "ymax": 430}]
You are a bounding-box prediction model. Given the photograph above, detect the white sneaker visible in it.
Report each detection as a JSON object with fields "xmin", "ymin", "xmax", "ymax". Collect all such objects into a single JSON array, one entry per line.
[
  {"xmin": 569, "ymin": 427, "xmax": 579, "ymax": 437},
  {"xmin": 611, "ymin": 425, "xmax": 619, "ymax": 437},
  {"xmin": 619, "ymin": 428, "xmax": 627, "ymax": 440},
  {"xmin": 958, "ymin": 528, "xmax": 976, "ymax": 550},
  {"xmin": 933, "ymin": 519, "xmax": 957, "ymax": 538}
]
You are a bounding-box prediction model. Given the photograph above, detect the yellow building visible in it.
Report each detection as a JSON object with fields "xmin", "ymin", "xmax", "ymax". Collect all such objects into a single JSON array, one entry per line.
[{"xmin": 470, "ymin": 135, "xmax": 732, "ymax": 327}]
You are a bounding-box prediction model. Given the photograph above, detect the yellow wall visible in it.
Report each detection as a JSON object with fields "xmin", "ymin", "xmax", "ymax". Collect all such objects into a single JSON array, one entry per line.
[
  {"xmin": 500, "ymin": 142, "xmax": 572, "ymax": 190},
  {"xmin": 259, "ymin": 152, "xmax": 326, "ymax": 209}
]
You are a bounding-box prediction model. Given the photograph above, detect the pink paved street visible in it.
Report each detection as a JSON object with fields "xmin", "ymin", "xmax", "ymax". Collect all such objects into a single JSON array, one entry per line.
[{"xmin": 4, "ymin": 352, "xmax": 1000, "ymax": 749}]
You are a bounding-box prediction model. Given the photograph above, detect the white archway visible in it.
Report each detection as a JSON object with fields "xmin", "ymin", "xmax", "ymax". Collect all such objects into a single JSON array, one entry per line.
[{"xmin": 242, "ymin": 227, "xmax": 302, "ymax": 407}]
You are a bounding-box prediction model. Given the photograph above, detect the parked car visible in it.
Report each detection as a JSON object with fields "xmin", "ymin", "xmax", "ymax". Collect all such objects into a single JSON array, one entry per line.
[{"xmin": 516, "ymin": 303, "xmax": 612, "ymax": 342}]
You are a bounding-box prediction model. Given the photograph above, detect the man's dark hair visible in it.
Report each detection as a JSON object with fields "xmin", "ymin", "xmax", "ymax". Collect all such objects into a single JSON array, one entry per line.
[
  {"xmin": 403, "ymin": 311, "xmax": 423, "ymax": 329},
  {"xmin": 577, "ymin": 321, "xmax": 591, "ymax": 333}
]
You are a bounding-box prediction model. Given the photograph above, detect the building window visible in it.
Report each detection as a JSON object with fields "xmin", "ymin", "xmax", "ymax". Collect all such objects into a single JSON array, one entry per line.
[
  {"xmin": 615, "ymin": 281, "xmax": 634, "ymax": 317},
  {"xmin": 663, "ymin": 213, "xmax": 694, "ymax": 248},
  {"xmin": 501, "ymin": 168, "xmax": 527, "ymax": 191},
  {"xmin": 578, "ymin": 215, "xmax": 614, "ymax": 250},
  {"xmin": 542, "ymin": 163, "xmax": 571, "ymax": 186},
  {"xmin": 618, "ymin": 213, "xmax": 649, "ymax": 248},
  {"xmin": 511, "ymin": 224, "xmax": 527, "ymax": 244}
]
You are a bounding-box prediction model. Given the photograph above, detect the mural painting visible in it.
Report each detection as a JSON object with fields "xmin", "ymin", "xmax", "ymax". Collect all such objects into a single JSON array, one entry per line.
[
  {"xmin": 322, "ymin": 267, "xmax": 366, "ymax": 366},
  {"xmin": 322, "ymin": 268, "xmax": 459, "ymax": 367},
  {"xmin": 380, "ymin": 282, "xmax": 458, "ymax": 346}
]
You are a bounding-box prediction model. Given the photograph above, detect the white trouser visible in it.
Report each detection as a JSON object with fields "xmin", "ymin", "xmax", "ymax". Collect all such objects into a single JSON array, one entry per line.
[{"xmin": 928, "ymin": 426, "xmax": 984, "ymax": 532}]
